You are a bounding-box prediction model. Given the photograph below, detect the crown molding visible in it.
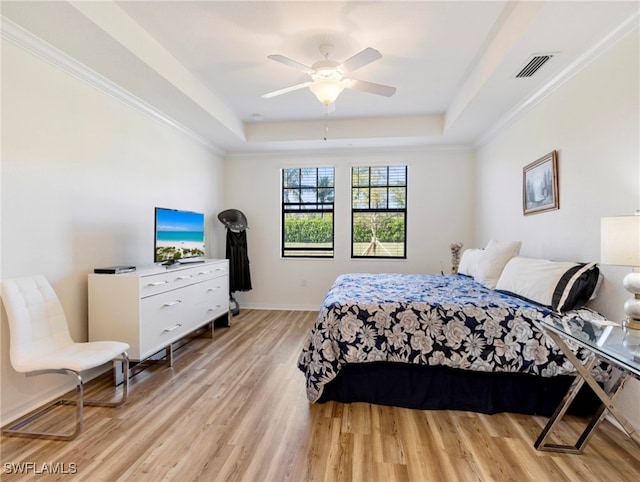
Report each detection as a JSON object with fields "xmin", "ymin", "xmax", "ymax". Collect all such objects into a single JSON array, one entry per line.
[
  {"xmin": 475, "ymin": 11, "xmax": 640, "ymax": 148},
  {"xmin": 1, "ymin": 16, "xmax": 225, "ymax": 157}
]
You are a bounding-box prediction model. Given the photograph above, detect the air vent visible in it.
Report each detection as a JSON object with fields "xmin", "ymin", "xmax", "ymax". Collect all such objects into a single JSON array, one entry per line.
[{"xmin": 515, "ymin": 54, "xmax": 555, "ymax": 78}]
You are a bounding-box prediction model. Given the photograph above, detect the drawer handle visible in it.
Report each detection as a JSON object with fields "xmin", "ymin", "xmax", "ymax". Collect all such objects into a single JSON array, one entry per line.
[
  {"xmin": 207, "ymin": 305, "xmax": 222, "ymax": 311},
  {"xmin": 198, "ymin": 270, "xmax": 213, "ymax": 275},
  {"xmin": 147, "ymin": 281, "xmax": 169, "ymax": 287},
  {"xmin": 214, "ymin": 267, "xmax": 226, "ymax": 272},
  {"xmin": 162, "ymin": 300, "xmax": 182, "ymax": 307},
  {"xmin": 207, "ymin": 286, "xmax": 222, "ymax": 292},
  {"xmin": 175, "ymin": 275, "xmax": 192, "ymax": 281},
  {"xmin": 163, "ymin": 323, "xmax": 183, "ymax": 333}
]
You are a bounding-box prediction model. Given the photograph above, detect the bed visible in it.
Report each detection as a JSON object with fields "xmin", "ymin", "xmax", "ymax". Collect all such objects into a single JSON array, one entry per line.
[{"xmin": 297, "ymin": 263, "xmax": 608, "ymax": 416}]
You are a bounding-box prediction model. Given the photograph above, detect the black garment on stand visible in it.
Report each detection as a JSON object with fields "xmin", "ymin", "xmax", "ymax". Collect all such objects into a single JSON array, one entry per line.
[{"xmin": 226, "ymin": 229, "xmax": 252, "ymax": 293}]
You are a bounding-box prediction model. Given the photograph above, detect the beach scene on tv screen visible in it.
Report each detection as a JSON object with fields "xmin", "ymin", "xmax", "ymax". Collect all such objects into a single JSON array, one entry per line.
[{"xmin": 155, "ymin": 209, "xmax": 205, "ymax": 261}]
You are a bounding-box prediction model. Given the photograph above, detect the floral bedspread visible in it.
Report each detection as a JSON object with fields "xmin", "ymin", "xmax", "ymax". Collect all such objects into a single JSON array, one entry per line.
[{"xmin": 297, "ymin": 273, "xmax": 609, "ymax": 403}]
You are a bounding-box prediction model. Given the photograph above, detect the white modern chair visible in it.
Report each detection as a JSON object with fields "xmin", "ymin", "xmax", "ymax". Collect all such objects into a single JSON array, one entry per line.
[{"xmin": 1, "ymin": 275, "xmax": 130, "ymax": 440}]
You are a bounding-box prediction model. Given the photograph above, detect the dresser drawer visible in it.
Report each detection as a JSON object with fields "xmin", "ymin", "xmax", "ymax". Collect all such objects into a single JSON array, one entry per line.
[
  {"xmin": 188, "ymin": 263, "xmax": 228, "ymax": 281},
  {"xmin": 140, "ymin": 288, "xmax": 197, "ymax": 356},
  {"xmin": 169, "ymin": 264, "xmax": 221, "ymax": 288},
  {"xmin": 189, "ymin": 278, "xmax": 226, "ymax": 304},
  {"xmin": 139, "ymin": 271, "xmax": 174, "ymax": 297},
  {"xmin": 140, "ymin": 318, "xmax": 192, "ymax": 355},
  {"xmin": 141, "ymin": 289, "xmax": 192, "ymax": 325}
]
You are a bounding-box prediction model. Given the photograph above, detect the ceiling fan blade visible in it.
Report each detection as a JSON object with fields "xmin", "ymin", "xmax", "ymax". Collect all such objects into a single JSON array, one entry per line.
[
  {"xmin": 338, "ymin": 48, "xmax": 382, "ymax": 74},
  {"xmin": 267, "ymin": 54, "xmax": 313, "ymax": 74},
  {"xmin": 262, "ymin": 82, "xmax": 312, "ymax": 99},
  {"xmin": 345, "ymin": 79, "xmax": 396, "ymax": 97}
]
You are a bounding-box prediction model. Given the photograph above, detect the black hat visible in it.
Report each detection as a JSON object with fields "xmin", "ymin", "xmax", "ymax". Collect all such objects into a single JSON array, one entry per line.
[{"xmin": 218, "ymin": 209, "xmax": 248, "ymax": 231}]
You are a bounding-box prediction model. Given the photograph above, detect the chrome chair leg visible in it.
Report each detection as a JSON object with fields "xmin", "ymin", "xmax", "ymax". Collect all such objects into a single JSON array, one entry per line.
[
  {"xmin": 2, "ymin": 369, "xmax": 84, "ymax": 441},
  {"xmin": 84, "ymin": 353, "xmax": 129, "ymax": 408},
  {"xmin": 2, "ymin": 353, "xmax": 129, "ymax": 441}
]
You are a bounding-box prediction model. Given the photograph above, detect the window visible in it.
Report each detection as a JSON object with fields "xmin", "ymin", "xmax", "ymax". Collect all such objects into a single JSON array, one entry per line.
[
  {"xmin": 352, "ymin": 165, "xmax": 407, "ymax": 258},
  {"xmin": 282, "ymin": 167, "xmax": 335, "ymax": 257}
]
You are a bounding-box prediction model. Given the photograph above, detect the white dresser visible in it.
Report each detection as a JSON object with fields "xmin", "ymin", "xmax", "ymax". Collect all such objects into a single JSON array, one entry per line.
[{"xmin": 88, "ymin": 259, "xmax": 229, "ymax": 362}]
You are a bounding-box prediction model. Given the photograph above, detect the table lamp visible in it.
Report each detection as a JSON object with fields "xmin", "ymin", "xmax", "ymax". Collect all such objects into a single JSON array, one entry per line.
[{"xmin": 601, "ymin": 211, "xmax": 640, "ymax": 329}]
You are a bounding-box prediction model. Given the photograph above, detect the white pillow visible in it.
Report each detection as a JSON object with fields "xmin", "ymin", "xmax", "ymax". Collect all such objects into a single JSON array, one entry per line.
[
  {"xmin": 457, "ymin": 248, "xmax": 484, "ymax": 277},
  {"xmin": 474, "ymin": 239, "xmax": 521, "ymax": 289},
  {"xmin": 495, "ymin": 257, "xmax": 600, "ymax": 312}
]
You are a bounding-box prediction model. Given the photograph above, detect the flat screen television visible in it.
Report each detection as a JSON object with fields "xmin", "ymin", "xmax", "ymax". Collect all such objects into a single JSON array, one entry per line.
[{"xmin": 154, "ymin": 207, "xmax": 205, "ymax": 264}]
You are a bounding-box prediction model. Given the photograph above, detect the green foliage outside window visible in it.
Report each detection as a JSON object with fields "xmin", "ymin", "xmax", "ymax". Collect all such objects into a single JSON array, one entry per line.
[
  {"xmin": 284, "ymin": 214, "xmax": 333, "ymax": 243},
  {"xmin": 352, "ymin": 214, "xmax": 405, "ymax": 243}
]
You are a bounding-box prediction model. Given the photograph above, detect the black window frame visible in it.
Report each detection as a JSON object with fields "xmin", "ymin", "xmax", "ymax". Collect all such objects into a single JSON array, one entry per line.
[
  {"xmin": 351, "ymin": 165, "xmax": 407, "ymax": 259},
  {"xmin": 281, "ymin": 167, "xmax": 335, "ymax": 258}
]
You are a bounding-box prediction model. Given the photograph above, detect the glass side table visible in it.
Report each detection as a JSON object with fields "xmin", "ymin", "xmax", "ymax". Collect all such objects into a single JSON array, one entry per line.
[{"xmin": 534, "ymin": 316, "xmax": 640, "ymax": 453}]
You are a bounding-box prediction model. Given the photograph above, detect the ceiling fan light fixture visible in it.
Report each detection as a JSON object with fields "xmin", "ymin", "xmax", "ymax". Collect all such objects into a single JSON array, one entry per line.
[
  {"xmin": 264, "ymin": 43, "xmax": 395, "ymax": 105},
  {"xmin": 309, "ymin": 78, "xmax": 345, "ymax": 105}
]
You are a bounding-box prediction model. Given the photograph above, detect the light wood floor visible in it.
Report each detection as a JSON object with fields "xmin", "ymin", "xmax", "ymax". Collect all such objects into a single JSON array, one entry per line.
[{"xmin": 1, "ymin": 309, "xmax": 639, "ymax": 482}]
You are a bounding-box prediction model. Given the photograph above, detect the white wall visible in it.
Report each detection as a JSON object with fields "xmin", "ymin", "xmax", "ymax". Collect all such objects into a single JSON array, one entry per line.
[
  {"xmin": 475, "ymin": 29, "xmax": 640, "ymax": 429},
  {"xmin": 224, "ymin": 148, "xmax": 475, "ymax": 309},
  {"xmin": 0, "ymin": 40, "xmax": 225, "ymax": 423}
]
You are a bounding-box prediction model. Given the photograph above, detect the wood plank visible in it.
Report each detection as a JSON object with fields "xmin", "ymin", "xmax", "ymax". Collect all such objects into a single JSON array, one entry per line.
[{"xmin": 2, "ymin": 309, "xmax": 639, "ymax": 481}]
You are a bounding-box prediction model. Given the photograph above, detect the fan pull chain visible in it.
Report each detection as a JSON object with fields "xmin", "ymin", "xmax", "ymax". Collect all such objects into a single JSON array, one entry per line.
[{"xmin": 323, "ymin": 104, "xmax": 329, "ymax": 141}]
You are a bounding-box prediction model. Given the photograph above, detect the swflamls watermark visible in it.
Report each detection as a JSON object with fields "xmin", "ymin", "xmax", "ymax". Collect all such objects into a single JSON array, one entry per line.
[{"xmin": 3, "ymin": 462, "xmax": 78, "ymax": 475}]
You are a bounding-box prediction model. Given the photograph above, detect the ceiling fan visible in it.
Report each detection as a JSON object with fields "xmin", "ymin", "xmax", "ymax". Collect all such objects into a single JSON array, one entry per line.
[{"xmin": 262, "ymin": 43, "xmax": 396, "ymax": 105}]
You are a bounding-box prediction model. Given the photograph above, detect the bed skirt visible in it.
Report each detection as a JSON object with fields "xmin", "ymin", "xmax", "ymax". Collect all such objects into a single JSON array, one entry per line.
[{"xmin": 317, "ymin": 362, "xmax": 599, "ymax": 416}]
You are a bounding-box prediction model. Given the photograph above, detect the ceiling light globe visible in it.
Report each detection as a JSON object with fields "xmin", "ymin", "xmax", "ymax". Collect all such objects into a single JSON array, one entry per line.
[{"xmin": 309, "ymin": 79, "xmax": 345, "ymax": 105}]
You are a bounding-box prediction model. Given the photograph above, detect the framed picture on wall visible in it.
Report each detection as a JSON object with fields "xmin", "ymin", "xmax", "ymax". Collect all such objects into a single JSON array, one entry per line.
[{"xmin": 523, "ymin": 150, "xmax": 559, "ymax": 215}]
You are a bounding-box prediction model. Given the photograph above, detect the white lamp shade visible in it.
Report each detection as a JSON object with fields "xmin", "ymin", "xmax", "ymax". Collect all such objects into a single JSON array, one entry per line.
[
  {"xmin": 309, "ymin": 78, "xmax": 345, "ymax": 105},
  {"xmin": 600, "ymin": 215, "xmax": 640, "ymax": 266}
]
